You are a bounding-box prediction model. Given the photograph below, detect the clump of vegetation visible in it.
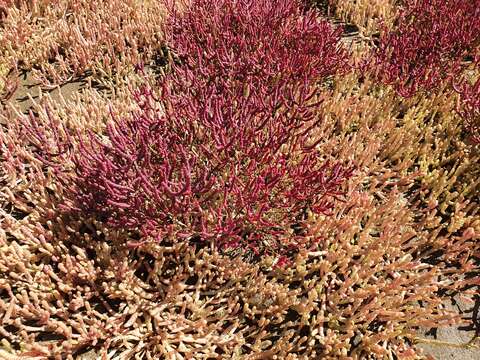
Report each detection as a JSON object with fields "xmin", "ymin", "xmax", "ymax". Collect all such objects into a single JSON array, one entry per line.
[{"xmin": 0, "ymin": 0, "xmax": 479, "ymax": 359}]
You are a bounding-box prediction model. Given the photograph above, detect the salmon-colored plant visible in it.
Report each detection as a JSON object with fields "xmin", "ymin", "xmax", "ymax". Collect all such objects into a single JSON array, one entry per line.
[{"xmin": 0, "ymin": 0, "xmax": 167, "ymax": 85}]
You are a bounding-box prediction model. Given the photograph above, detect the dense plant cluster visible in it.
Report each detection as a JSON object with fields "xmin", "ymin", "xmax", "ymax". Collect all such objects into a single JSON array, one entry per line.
[
  {"xmin": 0, "ymin": 0, "xmax": 166, "ymax": 86},
  {"xmin": 455, "ymin": 72, "xmax": 480, "ymax": 144},
  {"xmin": 327, "ymin": 0, "xmax": 398, "ymax": 35},
  {"xmin": 30, "ymin": 0, "xmax": 353, "ymax": 256},
  {"xmin": 371, "ymin": 0, "xmax": 480, "ymax": 97},
  {"xmin": 0, "ymin": 0, "xmax": 479, "ymax": 359}
]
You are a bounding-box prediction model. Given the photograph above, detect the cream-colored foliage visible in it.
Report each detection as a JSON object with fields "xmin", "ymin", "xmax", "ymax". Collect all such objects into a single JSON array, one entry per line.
[
  {"xmin": 332, "ymin": 0, "xmax": 398, "ymax": 35},
  {"xmin": 0, "ymin": 0, "xmax": 167, "ymax": 85}
]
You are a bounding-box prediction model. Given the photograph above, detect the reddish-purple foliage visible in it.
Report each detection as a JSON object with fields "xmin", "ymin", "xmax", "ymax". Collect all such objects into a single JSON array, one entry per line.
[
  {"xmin": 31, "ymin": 0, "xmax": 352, "ymax": 255},
  {"xmin": 167, "ymin": 0, "xmax": 347, "ymax": 89},
  {"xmin": 371, "ymin": 0, "xmax": 480, "ymax": 97}
]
